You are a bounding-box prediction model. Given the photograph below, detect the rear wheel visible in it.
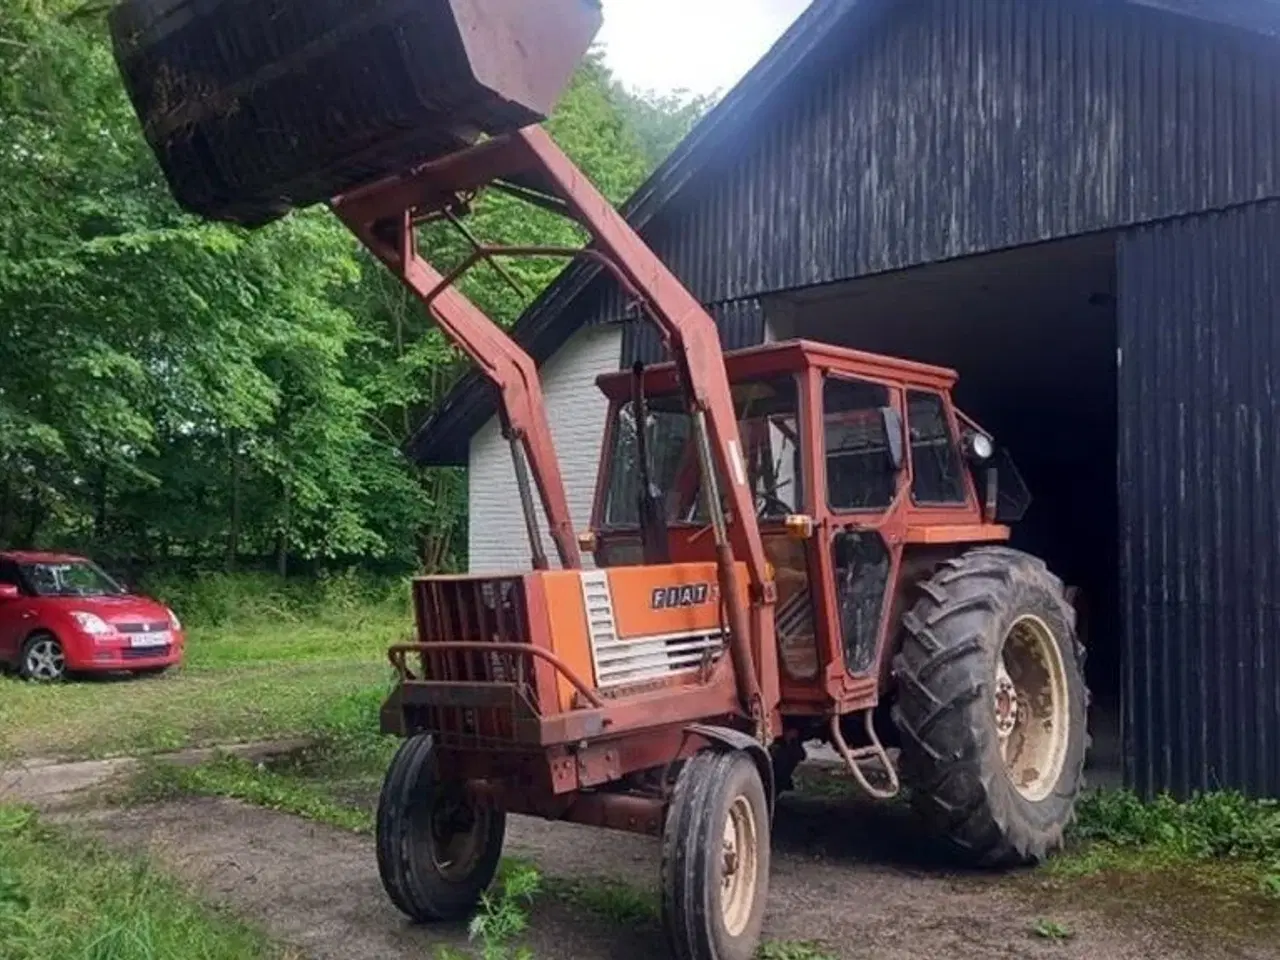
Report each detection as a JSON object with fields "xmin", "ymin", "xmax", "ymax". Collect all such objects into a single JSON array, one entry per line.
[
  {"xmin": 661, "ymin": 750, "xmax": 770, "ymax": 960},
  {"xmin": 892, "ymin": 547, "xmax": 1088, "ymax": 865},
  {"xmin": 376, "ymin": 734, "xmax": 505, "ymax": 922},
  {"xmin": 20, "ymin": 634, "xmax": 66, "ymax": 683}
]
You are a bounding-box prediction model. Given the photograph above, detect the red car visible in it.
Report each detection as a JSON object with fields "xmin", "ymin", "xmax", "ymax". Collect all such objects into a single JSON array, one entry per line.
[{"xmin": 0, "ymin": 551, "xmax": 185, "ymax": 681}]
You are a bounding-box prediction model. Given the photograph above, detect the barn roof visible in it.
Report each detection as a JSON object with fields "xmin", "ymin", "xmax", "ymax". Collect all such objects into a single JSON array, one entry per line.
[{"xmin": 408, "ymin": 0, "xmax": 1280, "ymax": 467}]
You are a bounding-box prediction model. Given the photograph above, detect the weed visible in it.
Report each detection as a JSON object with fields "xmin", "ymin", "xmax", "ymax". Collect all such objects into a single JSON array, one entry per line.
[
  {"xmin": 757, "ymin": 939, "xmax": 837, "ymax": 960},
  {"xmin": 1073, "ymin": 789, "xmax": 1280, "ymax": 861},
  {"xmin": 1054, "ymin": 789, "xmax": 1280, "ymax": 894},
  {"xmin": 550, "ymin": 877, "xmax": 659, "ymax": 925},
  {"xmin": 460, "ymin": 861, "xmax": 541, "ymax": 960},
  {"xmin": 1031, "ymin": 918, "xmax": 1074, "ymax": 942}
]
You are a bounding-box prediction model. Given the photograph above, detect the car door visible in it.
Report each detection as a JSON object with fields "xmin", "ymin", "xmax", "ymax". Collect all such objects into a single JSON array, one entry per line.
[{"xmin": 0, "ymin": 559, "xmax": 30, "ymax": 663}]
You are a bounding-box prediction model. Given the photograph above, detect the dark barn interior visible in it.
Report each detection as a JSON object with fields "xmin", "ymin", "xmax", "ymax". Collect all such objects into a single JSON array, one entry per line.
[{"xmin": 766, "ymin": 234, "xmax": 1123, "ymax": 779}]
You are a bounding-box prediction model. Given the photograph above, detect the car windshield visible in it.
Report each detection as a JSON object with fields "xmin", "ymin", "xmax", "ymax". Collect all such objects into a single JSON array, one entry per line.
[
  {"xmin": 603, "ymin": 377, "xmax": 803, "ymax": 527},
  {"xmin": 20, "ymin": 561, "xmax": 126, "ymax": 598}
]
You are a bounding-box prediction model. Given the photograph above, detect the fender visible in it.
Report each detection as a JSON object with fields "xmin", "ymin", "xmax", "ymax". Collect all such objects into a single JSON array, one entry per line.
[{"xmin": 685, "ymin": 723, "xmax": 775, "ymax": 817}]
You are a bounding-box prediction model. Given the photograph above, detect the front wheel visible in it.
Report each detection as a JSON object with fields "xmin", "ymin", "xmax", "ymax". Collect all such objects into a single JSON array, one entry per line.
[
  {"xmin": 376, "ymin": 734, "xmax": 506, "ymax": 922},
  {"xmin": 661, "ymin": 750, "xmax": 770, "ymax": 960},
  {"xmin": 892, "ymin": 547, "xmax": 1089, "ymax": 865},
  {"xmin": 20, "ymin": 634, "xmax": 67, "ymax": 682}
]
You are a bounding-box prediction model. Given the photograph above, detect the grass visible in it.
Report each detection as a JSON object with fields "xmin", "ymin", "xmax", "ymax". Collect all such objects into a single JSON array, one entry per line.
[
  {"xmin": 0, "ymin": 803, "xmax": 296, "ymax": 960},
  {"xmin": 0, "ymin": 571, "xmax": 411, "ymax": 761},
  {"xmin": 756, "ymin": 941, "xmax": 837, "ymax": 960},
  {"xmin": 121, "ymin": 680, "xmax": 401, "ymax": 832},
  {"xmin": 549, "ymin": 877, "xmax": 660, "ymax": 926}
]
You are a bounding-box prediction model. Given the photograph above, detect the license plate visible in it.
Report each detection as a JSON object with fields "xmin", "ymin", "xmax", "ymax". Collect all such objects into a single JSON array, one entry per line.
[{"xmin": 130, "ymin": 632, "xmax": 170, "ymax": 648}]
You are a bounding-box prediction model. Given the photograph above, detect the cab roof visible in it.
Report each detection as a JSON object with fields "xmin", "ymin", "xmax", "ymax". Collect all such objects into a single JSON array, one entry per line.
[{"xmin": 595, "ymin": 338, "xmax": 959, "ymax": 401}]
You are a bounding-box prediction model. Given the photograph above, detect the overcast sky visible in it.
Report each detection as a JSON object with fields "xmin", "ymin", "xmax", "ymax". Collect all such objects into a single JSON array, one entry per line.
[{"xmin": 597, "ymin": 0, "xmax": 813, "ymax": 97}]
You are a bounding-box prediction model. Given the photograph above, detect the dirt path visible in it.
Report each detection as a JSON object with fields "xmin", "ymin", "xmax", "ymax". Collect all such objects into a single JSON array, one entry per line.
[{"xmin": 53, "ymin": 788, "xmax": 1280, "ymax": 960}]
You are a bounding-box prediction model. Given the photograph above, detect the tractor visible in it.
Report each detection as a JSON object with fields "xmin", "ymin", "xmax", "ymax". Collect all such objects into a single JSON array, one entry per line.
[{"xmin": 108, "ymin": 2, "xmax": 1089, "ymax": 958}]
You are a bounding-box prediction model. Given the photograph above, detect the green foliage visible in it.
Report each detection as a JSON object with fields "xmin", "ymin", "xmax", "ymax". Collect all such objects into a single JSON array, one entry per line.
[
  {"xmin": 756, "ymin": 941, "xmax": 837, "ymax": 960},
  {"xmin": 550, "ymin": 877, "xmax": 659, "ymax": 926},
  {"xmin": 468, "ymin": 862, "xmax": 542, "ymax": 960},
  {"xmin": 1074, "ymin": 789, "xmax": 1280, "ymax": 862},
  {"xmin": 0, "ymin": 6, "xmax": 681, "ymax": 574},
  {"xmin": 1062, "ymin": 789, "xmax": 1280, "ymax": 898},
  {"xmin": 0, "ymin": 804, "xmax": 290, "ymax": 960},
  {"xmin": 1030, "ymin": 919, "xmax": 1074, "ymax": 942}
]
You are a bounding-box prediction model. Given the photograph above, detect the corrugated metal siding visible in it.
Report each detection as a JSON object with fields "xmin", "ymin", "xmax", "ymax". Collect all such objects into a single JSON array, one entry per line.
[
  {"xmin": 620, "ymin": 298, "xmax": 765, "ymax": 366},
  {"xmin": 572, "ymin": 0, "xmax": 1280, "ymax": 325},
  {"xmin": 415, "ymin": 0, "xmax": 1280, "ymax": 467},
  {"xmin": 1117, "ymin": 200, "xmax": 1280, "ymax": 798}
]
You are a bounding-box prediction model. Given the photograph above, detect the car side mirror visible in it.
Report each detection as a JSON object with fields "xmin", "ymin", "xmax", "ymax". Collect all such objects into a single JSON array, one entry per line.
[
  {"xmin": 0, "ymin": 584, "xmax": 21, "ymax": 601},
  {"xmin": 880, "ymin": 407, "xmax": 905, "ymax": 472}
]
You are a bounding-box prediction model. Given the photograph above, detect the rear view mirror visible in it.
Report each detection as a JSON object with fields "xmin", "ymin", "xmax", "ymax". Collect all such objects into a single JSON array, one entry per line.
[
  {"xmin": 880, "ymin": 407, "xmax": 905, "ymax": 471},
  {"xmin": 0, "ymin": 584, "xmax": 20, "ymax": 601}
]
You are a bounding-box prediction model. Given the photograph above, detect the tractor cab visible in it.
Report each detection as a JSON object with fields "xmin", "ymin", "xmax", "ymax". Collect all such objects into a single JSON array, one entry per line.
[{"xmin": 590, "ymin": 339, "xmax": 1030, "ymax": 709}]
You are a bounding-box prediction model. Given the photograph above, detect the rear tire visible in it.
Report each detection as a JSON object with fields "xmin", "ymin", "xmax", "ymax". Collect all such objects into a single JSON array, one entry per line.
[
  {"xmin": 892, "ymin": 547, "xmax": 1088, "ymax": 865},
  {"xmin": 661, "ymin": 750, "xmax": 770, "ymax": 960},
  {"xmin": 376, "ymin": 734, "xmax": 505, "ymax": 922}
]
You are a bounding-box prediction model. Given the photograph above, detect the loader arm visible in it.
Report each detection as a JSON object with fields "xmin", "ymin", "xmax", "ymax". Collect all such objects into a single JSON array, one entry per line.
[{"xmin": 332, "ymin": 128, "xmax": 779, "ymax": 731}]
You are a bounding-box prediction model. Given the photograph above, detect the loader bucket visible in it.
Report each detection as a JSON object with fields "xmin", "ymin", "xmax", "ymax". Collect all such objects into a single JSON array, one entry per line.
[{"xmin": 109, "ymin": 0, "xmax": 603, "ymax": 227}]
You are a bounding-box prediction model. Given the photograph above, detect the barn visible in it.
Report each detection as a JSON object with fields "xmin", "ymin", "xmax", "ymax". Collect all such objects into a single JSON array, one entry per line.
[{"xmin": 409, "ymin": 0, "xmax": 1280, "ymax": 798}]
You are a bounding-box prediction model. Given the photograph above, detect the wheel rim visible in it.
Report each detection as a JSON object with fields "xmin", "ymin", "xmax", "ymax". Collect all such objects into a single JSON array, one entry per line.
[
  {"xmin": 719, "ymin": 794, "xmax": 759, "ymax": 938},
  {"xmin": 427, "ymin": 788, "xmax": 490, "ymax": 882},
  {"xmin": 25, "ymin": 639, "xmax": 65, "ymax": 681},
  {"xmin": 994, "ymin": 615, "xmax": 1070, "ymax": 802}
]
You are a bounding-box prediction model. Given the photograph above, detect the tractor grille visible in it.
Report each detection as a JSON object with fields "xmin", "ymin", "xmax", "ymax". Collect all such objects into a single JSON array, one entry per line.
[
  {"xmin": 410, "ymin": 576, "xmax": 538, "ymax": 744},
  {"xmin": 580, "ymin": 571, "xmax": 724, "ymax": 690}
]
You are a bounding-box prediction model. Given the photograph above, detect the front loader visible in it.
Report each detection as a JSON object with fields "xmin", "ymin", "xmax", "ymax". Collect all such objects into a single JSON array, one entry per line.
[{"xmin": 109, "ymin": 3, "xmax": 1089, "ymax": 958}]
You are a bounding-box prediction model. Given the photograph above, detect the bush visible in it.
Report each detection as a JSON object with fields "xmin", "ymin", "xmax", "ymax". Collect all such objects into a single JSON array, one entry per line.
[{"xmin": 140, "ymin": 570, "xmax": 411, "ymax": 630}]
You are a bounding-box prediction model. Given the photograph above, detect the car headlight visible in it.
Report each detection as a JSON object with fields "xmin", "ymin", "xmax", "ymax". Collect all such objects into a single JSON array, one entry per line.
[
  {"xmin": 71, "ymin": 612, "xmax": 113, "ymax": 636},
  {"xmin": 167, "ymin": 608, "xmax": 182, "ymax": 631}
]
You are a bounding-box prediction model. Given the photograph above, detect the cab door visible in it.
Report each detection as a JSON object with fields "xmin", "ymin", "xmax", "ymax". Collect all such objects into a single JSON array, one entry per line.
[{"xmin": 814, "ymin": 375, "xmax": 907, "ymax": 684}]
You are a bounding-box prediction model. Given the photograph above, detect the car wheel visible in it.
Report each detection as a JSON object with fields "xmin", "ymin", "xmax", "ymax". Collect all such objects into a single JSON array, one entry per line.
[{"xmin": 20, "ymin": 633, "xmax": 67, "ymax": 683}]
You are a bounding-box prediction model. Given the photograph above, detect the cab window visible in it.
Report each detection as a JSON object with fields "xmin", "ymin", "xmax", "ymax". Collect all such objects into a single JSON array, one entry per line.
[
  {"xmin": 907, "ymin": 391, "xmax": 967, "ymax": 505},
  {"xmin": 824, "ymin": 377, "xmax": 897, "ymax": 511}
]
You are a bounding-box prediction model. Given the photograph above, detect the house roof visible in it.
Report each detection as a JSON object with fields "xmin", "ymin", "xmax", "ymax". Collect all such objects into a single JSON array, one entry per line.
[{"xmin": 407, "ymin": 0, "xmax": 1280, "ymax": 467}]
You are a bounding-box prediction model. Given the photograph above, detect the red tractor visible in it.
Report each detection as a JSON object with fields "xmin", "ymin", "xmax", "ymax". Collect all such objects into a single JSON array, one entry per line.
[{"xmin": 111, "ymin": 3, "xmax": 1089, "ymax": 958}]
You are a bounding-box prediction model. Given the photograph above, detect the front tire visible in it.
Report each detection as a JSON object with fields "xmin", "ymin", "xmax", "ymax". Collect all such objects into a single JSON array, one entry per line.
[
  {"xmin": 19, "ymin": 633, "xmax": 67, "ymax": 683},
  {"xmin": 892, "ymin": 547, "xmax": 1088, "ymax": 865},
  {"xmin": 376, "ymin": 734, "xmax": 506, "ymax": 922},
  {"xmin": 661, "ymin": 750, "xmax": 770, "ymax": 960}
]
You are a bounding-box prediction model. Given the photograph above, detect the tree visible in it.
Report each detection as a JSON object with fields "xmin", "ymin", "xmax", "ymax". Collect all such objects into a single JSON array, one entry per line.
[{"xmin": 0, "ymin": 5, "xmax": 695, "ymax": 575}]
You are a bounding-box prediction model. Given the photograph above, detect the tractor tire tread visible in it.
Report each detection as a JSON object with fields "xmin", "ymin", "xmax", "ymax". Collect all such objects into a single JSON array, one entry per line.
[{"xmin": 892, "ymin": 547, "xmax": 1089, "ymax": 867}]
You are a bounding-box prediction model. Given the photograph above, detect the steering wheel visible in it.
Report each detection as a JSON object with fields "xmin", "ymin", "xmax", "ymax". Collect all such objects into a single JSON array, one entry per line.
[{"xmin": 754, "ymin": 491, "xmax": 793, "ymax": 517}]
